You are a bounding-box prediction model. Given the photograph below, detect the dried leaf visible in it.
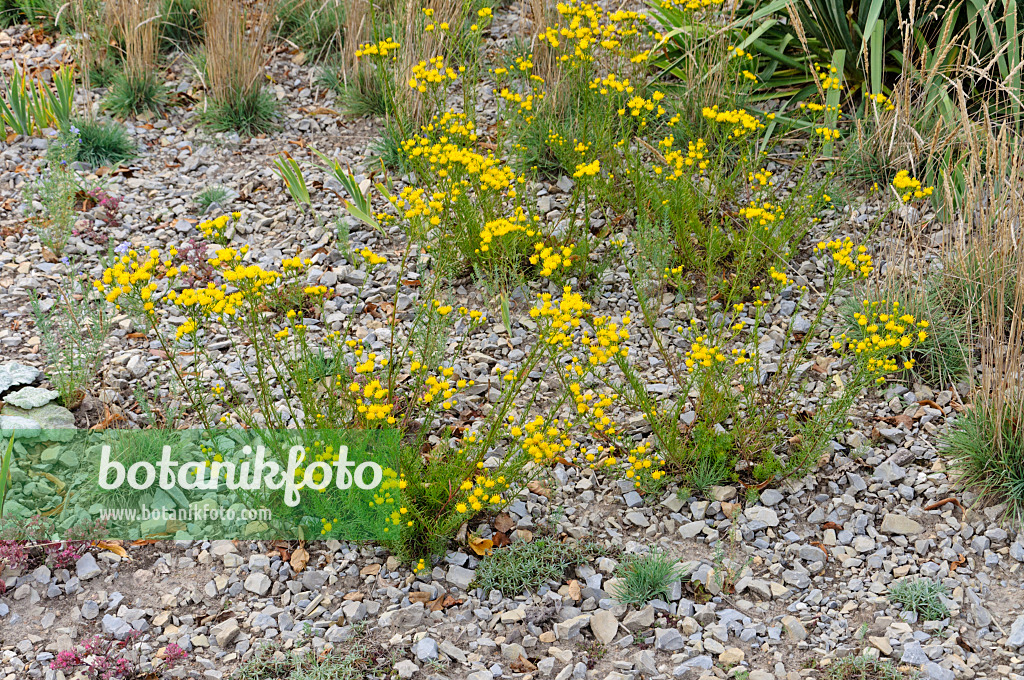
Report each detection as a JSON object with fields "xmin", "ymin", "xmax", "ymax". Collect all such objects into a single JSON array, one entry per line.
[
  {"xmin": 428, "ymin": 594, "xmax": 463, "ymax": 611},
  {"xmin": 469, "ymin": 536, "xmax": 494, "ymax": 556},
  {"xmin": 916, "ymin": 399, "xmax": 945, "ymax": 415},
  {"xmin": 290, "ymin": 545, "xmax": 310, "ymax": 573},
  {"xmin": 891, "ymin": 414, "xmax": 915, "ymax": 428},
  {"xmin": 96, "ymin": 540, "xmax": 128, "ymax": 558},
  {"xmin": 527, "ymin": 481, "xmax": 551, "ymax": 499},
  {"xmin": 514, "ymin": 529, "xmax": 533, "ymax": 543},
  {"xmin": 511, "ymin": 656, "xmax": 537, "ymax": 672},
  {"xmin": 360, "ymin": 563, "xmax": 382, "ymax": 576},
  {"xmin": 39, "ymin": 472, "xmax": 66, "ymax": 493},
  {"xmin": 494, "ymin": 512, "xmax": 515, "ymax": 533},
  {"xmin": 492, "ymin": 531, "xmax": 511, "ymax": 548}
]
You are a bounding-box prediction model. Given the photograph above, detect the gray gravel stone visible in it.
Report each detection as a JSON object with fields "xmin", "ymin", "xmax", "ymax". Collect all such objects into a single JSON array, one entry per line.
[{"xmin": 76, "ymin": 554, "xmax": 101, "ymax": 581}]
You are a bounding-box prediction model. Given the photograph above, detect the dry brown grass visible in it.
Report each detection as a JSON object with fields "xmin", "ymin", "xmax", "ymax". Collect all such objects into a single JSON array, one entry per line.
[
  {"xmin": 105, "ymin": 0, "xmax": 160, "ymax": 79},
  {"xmin": 340, "ymin": 0, "xmax": 371, "ymax": 79},
  {"xmin": 202, "ymin": 0, "xmax": 274, "ymax": 106},
  {"xmin": 936, "ymin": 103, "xmax": 1024, "ymax": 523},
  {"xmin": 942, "ymin": 106, "xmax": 1024, "ymax": 412},
  {"xmin": 524, "ymin": 0, "xmax": 554, "ymax": 81}
]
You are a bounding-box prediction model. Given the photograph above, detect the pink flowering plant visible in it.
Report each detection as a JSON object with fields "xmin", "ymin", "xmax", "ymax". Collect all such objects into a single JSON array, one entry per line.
[
  {"xmin": 0, "ymin": 515, "xmax": 104, "ymax": 592},
  {"xmin": 50, "ymin": 633, "xmax": 188, "ymax": 679}
]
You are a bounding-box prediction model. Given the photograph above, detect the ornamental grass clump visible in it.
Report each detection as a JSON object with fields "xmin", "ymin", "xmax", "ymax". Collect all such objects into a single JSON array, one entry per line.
[
  {"xmin": 939, "ymin": 113, "xmax": 1024, "ymax": 526},
  {"xmin": 104, "ymin": 0, "xmax": 168, "ymax": 117},
  {"xmin": 201, "ymin": 0, "xmax": 277, "ymax": 134}
]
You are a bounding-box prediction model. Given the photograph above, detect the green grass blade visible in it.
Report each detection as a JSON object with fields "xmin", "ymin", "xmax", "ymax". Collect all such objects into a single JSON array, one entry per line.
[
  {"xmin": 1007, "ymin": 0, "xmax": 1021, "ymax": 121},
  {"xmin": 0, "ymin": 434, "xmax": 14, "ymax": 517},
  {"xmin": 858, "ymin": 0, "xmax": 886, "ymax": 64},
  {"xmin": 273, "ymin": 154, "xmax": 311, "ymax": 208},
  {"xmin": 870, "ymin": 18, "xmax": 883, "ymax": 96}
]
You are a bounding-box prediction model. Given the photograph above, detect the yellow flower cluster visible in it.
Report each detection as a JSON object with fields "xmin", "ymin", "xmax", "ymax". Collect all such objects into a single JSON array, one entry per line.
[
  {"xmin": 749, "ymin": 168, "xmax": 773, "ymax": 186},
  {"xmin": 198, "ymin": 212, "xmax": 241, "ymax": 244},
  {"xmin": 738, "ymin": 201, "xmax": 785, "ymax": 227},
  {"xmin": 509, "ymin": 416, "xmax": 573, "ymax": 465},
  {"xmin": 815, "ymin": 238, "xmax": 874, "ymax": 278},
  {"xmin": 658, "ymin": 136, "xmax": 707, "ymax": 179},
  {"xmin": 358, "ymin": 248, "xmax": 387, "ymax": 265},
  {"xmin": 497, "ymin": 87, "xmax": 542, "ymax": 115},
  {"xmin": 768, "ymin": 266, "xmax": 790, "ymax": 286},
  {"xmin": 455, "ymin": 471, "xmax": 511, "ymax": 513},
  {"xmin": 348, "ymin": 378, "xmax": 395, "ymax": 423},
  {"xmin": 573, "ymin": 159, "xmax": 600, "ymax": 178},
  {"xmin": 418, "ymin": 367, "xmax": 462, "ymax": 409},
  {"xmin": 833, "ymin": 299, "xmax": 929, "ymax": 382},
  {"xmin": 685, "ymin": 335, "xmax": 726, "ymax": 371},
  {"xmin": 620, "ymin": 91, "xmax": 666, "ymax": 121},
  {"xmin": 217, "ymin": 257, "xmax": 282, "ymax": 294},
  {"xmin": 529, "ymin": 242, "xmax": 574, "ymax": 276},
  {"xmin": 586, "ymin": 314, "xmax": 630, "ymax": 365},
  {"xmin": 417, "ymin": 111, "xmax": 478, "ymax": 143},
  {"xmin": 374, "ymin": 468, "xmax": 409, "ymax": 530},
  {"xmin": 537, "ymin": 0, "xmax": 645, "ymax": 64},
  {"xmin": 892, "ymin": 170, "xmax": 933, "ymax": 202},
  {"xmin": 623, "ymin": 443, "xmax": 664, "ymax": 480},
  {"xmin": 590, "ymin": 72, "xmax": 634, "ymax": 95},
  {"xmin": 167, "ymin": 285, "xmax": 244, "ymax": 329},
  {"xmin": 400, "ymin": 136, "xmax": 520, "ymax": 194},
  {"xmin": 409, "ymin": 56, "xmax": 459, "ymax": 92},
  {"xmin": 817, "ymin": 63, "xmax": 842, "ymax": 90},
  {"xmin": 659, "ymin": 0, "xmax": 723, "ymax": 9},
  {"xmin": 94, "ymin": 247, "xmax": 172, "ymax": 306},
  {"xmin": 570, "ymin": 383, "xmax": 617, "ymax": 435},
  {"xmin": 866, "ymin": 92, "xmax": 895, "ymax": 110},
  {"xmin": 815, "ymin": 126, "xmax": 841, "ymax": 142},
  {"xmin": 702, "ymin": 105, "xmax": 763, "ymax": 137},
  {"xmin": 355, "ymin": 38, "xmax": 400, "ymax": 58},
  {"xmin": 531, "ymin": 287, "xmax": 591, "ymax": 348},
  {"xmin": 478, "ymin": 208, "xmax": 536, "ymax": 252}
]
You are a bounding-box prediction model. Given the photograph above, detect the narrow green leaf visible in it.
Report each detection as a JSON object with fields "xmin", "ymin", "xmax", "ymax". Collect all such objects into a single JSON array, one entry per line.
[{"xmin": 0, "ymin": 434, "xmax": 14, "ymax": 517}]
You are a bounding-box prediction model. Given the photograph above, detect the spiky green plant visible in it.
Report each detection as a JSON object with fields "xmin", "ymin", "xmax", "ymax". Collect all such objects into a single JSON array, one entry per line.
[
  {"xmin": 612, "ymin": 551, "xmax": 687, "ymax": 605},
  {"xmin": 75, "ymin": 118, "xmax": 136, "ymax": 166}
]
